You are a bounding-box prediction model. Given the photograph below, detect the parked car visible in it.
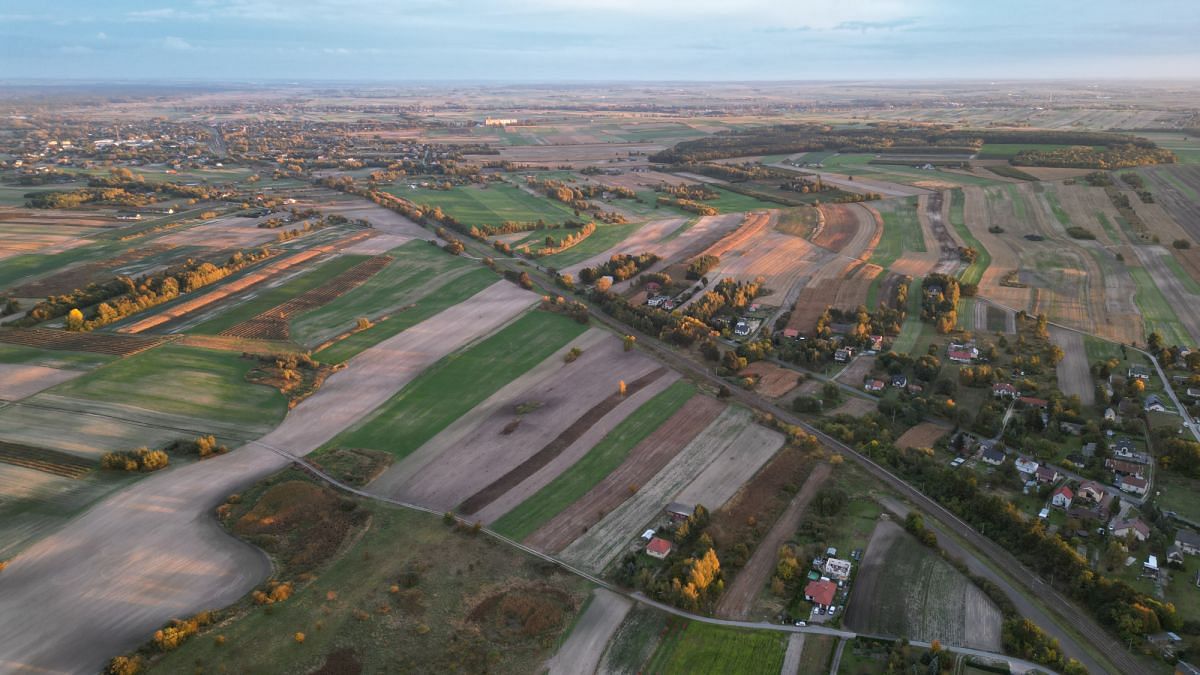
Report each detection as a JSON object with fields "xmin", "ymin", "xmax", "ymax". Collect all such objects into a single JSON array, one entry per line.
[{"xmin": 794, "ymin": 620, "xmax": 807, "ymax": 627}]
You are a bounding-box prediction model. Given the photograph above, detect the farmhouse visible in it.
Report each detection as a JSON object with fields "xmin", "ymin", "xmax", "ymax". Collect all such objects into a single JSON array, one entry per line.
[
  {"xmin": 864, "ymin": 379, "xmax": 885, "ymax": 393},
  {"xmin": 981, "ymin": 447, "xmax": 1006, "ymax": 465},
  {"xmin": 1078, "ymin": 480, "xmax": 1105, "ymax": 504},
  {"xmin": 1018, "ymin": 396, "xmax": 1049, "ymax": 409},
  {"xmin": 822, "ymin": 558, "xmax": 852, "ymax": 580},
  {"xmin": 992, "ymin": 382, "xmax": 1019, "ymax": 399},
  {"xmin": 646, "ymin": 537, "xmax": 673, "ymax": 560},
  {"xmin": 1051, "ymin": 485, "xmax": 1074, "ymax": 509},
  {"xmin": 1175, "ymin": 529, "xmax": 1200, "ymax": 556},
  {"xmin": 1118, "ymin": 474, "xmax": 1149, "ymax": 496},
  {"xmin": 1014, "ymin": 457, "xmax": 1039, "ymax": 475},
  {"xmin": 1111, "ymin": 518, "xmax": 1150, "ymax": 541},
  {"xmin": 665, "ymin": 502, "xmax": 693, "ymax": 522},
  {"xmin": 804, "ymin": 579, "xmax": 837, "ymax": 608}
]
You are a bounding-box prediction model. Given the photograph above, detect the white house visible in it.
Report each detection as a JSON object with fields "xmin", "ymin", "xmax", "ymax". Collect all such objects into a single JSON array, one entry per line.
[{"xmin": 1051, "ymin": 485, "xmax": 1074, "ymax": 509}]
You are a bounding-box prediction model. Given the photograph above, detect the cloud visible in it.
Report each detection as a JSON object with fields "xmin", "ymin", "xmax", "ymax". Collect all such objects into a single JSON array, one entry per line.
[
  {"xmin": 834, "ymin": 18, "xmax": 919, "ymax": 31},
  {"xmin": 96, "ymin": 31, "xmax": 108, "ymax": 39},
  {"xmin": 59, "ymin": 45, "xmax": 94, "ymax": 55},
  {"xmin": 160, "ymin": 36, "xmax": 194, "ymax": 51}
]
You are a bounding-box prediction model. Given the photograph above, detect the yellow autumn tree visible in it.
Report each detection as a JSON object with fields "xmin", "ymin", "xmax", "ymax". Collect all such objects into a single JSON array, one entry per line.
[
  {"xmin": 66, "ymin": 308, "xmax": 84, "ymax": 331},
  {"xmin": 688, "ymin": 548, "xmax": 721, "ymax": 593}
]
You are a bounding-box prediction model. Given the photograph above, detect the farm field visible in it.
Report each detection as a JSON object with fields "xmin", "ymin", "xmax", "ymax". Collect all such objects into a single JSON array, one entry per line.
[
  {"xmin": 641, "ymin": 620, "xmax": 787, "ymax": 675},
  {"xmin": 539, "ymin": 220, "xmax": 644, "ymax": 269},
  {"xmin": 490, "ymin": 379, "xmax": 695, "ymax": 539},
  {"xmin": 372, "ymin": 330, "xmax": 673, "ymax": 514},
  {"xmin": 845, "ymin": 520, "xmax": 1002, "ymax": 651},
  {"xmin": 786, "ymin": 203, "xmax": 881, "ymax": 334},
  {"xmin": 146, "ymin": 472, "xmax": 590, "ymax": 675},
  {"xmin": 816, "ymin": 153, "xmax": 1001, "ymax": 189},
  {"xmin": 558, "ymin": 216, "xmax": 685, "ymax": 277},
  {"xmin": 693, "ymin": 211, "xmax": 835, "ymax": 302},
  {"xmin": 0, "ymin": 363, "xmax": 84, "ymax": 400},
  {"xmin": 0, "ymin": 342, "xmax": 115, "ymax": 369},
  {"xmin": 326, "ymin": 310, "xmax": 584, "ymax": 461},
  {"xmin": 385, "ymin": 181, "xmax": 579, "ymax": 227},
  {"xmin": 1128, "ymin": 266, "xmax": 1194, "ymax": 347},
  {"xmin": 671, "ymin": 414, "xmax": 784, "ymax": 511},
  {"xmin": 894, "ymin": 422, "xmax": 949, "ymax": 450},
  {"xmin": 546, "ymin": 588, "xmax": 633, "ymax": 675},
  {"xmin": 559, "ymin": 406, "xmax": 771, "ymax": 574}
]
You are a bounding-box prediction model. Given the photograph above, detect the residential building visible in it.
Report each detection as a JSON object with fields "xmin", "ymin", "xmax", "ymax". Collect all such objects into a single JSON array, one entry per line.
[
  {"xmin": 1175, "ymin": 529, "xmax": 1200, "ymax": 556},
  {"xmin": 993, "ymin": 382, "xmax": 1019, "ymax": 399},
  {"xmin": 804, "ymin": 579, "xmax": 837, "ymax": 608},
  {"xmin": 1018, "ymin": 396, "xmax": 1049, "ymax": 409},
  {"xmin": 1118, "ymin": 474, "xmax": 1149, "ymax": 496},
  {"xmin": 1128, "ymin": 365, "xmax": 1151, "ymax": 381},
  {"xmin": 1051, "ymin": 485, "xmax": 1073, "ymax": 509},
  {"xmin": 1078, "ymin": 480, "xmax": 1105, "ymax": 504},
  {"xmin": 864, "ymin": 379, "xmax": 885, "ymax": 393},
  {"xmin": 665, "ymin": 502, "xmax": 693, "ymax": 522},
  {"xmin": 1060, "ymin": 422, "xmax": 1084, "ymax": 436},
  {"xmin": 890, "ymin": 374, "xmax": 907, "ymax": 389},
  {"xmin": 1105, "ymin": 458, "xmax": 1145, "ymax": 478},
  {"xmin": 1035, "ymin": 465, "xmax": 1061, "ymax": 483},
  {"xmin": 981, "ymin": 447, "xmax": 1006, "ymax": 465},
  {"xmin": 1014, "ymin": 457, "xmax": 1039, "ymax": 475},
  {"xmin": 1111, "ymin": 517, "xmax": 1150, "ymax": 541},
  {"xmin": 823, "ymin": 558, "xmax": 852, "ymax": 581},
  {"xmin": 1145, "ymin": 394, "xmax": 1167, "ymax": 413},
  {"xmin": 646, "ymin": 537, "xmax": 673, "ymax": 559}
]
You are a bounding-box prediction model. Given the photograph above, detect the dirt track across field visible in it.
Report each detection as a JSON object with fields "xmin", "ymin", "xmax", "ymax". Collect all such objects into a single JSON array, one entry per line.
[
  {"xmin": 714, "ymin": 463, "xmax": 832, "ymax": 620},
  {"xmin": 545, "ymin": 588, "xmax": 632, "ymax": 675},
  {"xmin": 0, "ymin": 281, "xmax": 537, "ymax": 675}
]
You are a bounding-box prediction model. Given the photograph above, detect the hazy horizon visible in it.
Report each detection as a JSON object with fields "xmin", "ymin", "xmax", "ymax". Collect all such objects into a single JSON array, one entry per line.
[{"xmin": 3, "ymin": 0, "xmax": 1198, "ymax": 82}]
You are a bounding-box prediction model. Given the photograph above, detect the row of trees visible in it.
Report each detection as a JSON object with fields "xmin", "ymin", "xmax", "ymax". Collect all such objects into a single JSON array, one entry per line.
[{"xmin": 579, "ymin": 252, "xmax": 660, "ymax": 284}]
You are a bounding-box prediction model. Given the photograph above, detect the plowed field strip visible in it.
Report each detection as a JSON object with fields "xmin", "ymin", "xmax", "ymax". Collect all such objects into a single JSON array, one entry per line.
[
  {"xmin": 0, "ymin": 440, "xmax": 92, "ymax": 479},
  {"xmin": 219, "ymin": 255, "xmax": 391, "ymax": 339},
  {"xmin": 458, "ymin": 367, "xmax": 668, "ymax": 515},
  {"xmin": 0, "ymin": 328, "xmax": 166, "ymax": 356}
]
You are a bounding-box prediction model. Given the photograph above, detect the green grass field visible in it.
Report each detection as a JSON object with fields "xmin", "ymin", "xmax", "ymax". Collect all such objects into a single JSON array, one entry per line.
[
  {"xmin": 315, "ymin": 268, "xmax": 499, "ymax": 363},
  {"xmin": 949, "ymin": 189, "xmax": 991, "ymax": 286},
  {"xmin": 1083, "ymin": 335, "xmax": 1126, "ymax": 363},
  {"xmin": 289, "ymin": 242, "xmax": 486, "ymax": 346},
  {"xmin": 0, "ymin": 241, "xmax": 122, "ymax": 290},
  {"xmin": 188, "ymin": 254, "xmax": 370, "ymax": 335},
  {"xmin": 0, "ymin": 342, "xmax": 116, "ymax": 369},
  {"xmin": 642, "ymin": 621, "xmax": 786, "ymax": 675},
  {"xmin": 1043, "ymin": 188, "xmax": 1072, "ymax": 227},
  {"xmin": 539, "ymin": 221, "xmax": 643, "ymax": 268},
  {"xmin": 50, "ymin": 344, "xmax": 287, "ymax": 426},
  {"xmin": 491, "ymin": 381, "xmax": 697, "ymax": 540},
  {"xmin": 1161, "ymin": 255, "xmax": 1200, "ymax": 296},
  {"xmin": 1128, "ymin": 267, "xmax": 1193, "ymax": 346},
  {"xmin": 866, "ymin": 198, "xmax": 926, "ymax": 307},
  {"xmin": 1137, "ymin": 133, "xmax": 1200, "ymax": 165},
  {"xmin": 820, "ymin": 153, "xmax": 1000, "ymax": 187},
  {"xmin": 706, "ymin": 186, "xmax": 786, "ymax": 213},
  {"xmin": 327, "ymin": 311, "xmax": 586, "ymax": 459},
  {"xmin": 387, "ymin": 182, "xmax": 579, "ymax": 227},
  {"xmin": 890, "ymin": 278, "xmax": 925, "ymax": 354}
]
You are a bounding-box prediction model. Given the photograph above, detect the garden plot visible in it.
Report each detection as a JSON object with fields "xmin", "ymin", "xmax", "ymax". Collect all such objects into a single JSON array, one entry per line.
[
  {"xmin": 559, "ymin": 407, "xmax": 769, "ymax": 574},
  {"xmin": 0, "ymin": 281, "xmax": 539, "ymax": 675},
  {"xmin": 672, "ymin": 418, "xmax": 784, "ymax": 512},
  {"xmin": 0, "ymin": 363, "xmax": 83, "ymax": 401},
  {"xmin": 1049, "ymin": 327, "xmax": 1095, "ymax": 406},
  {"xmin": 378, "ymin": 336, "xmax": 670, "ymax": 514},
  {"xmin": 546, "ymin": 588, "xmax": 633, "ymax": 675},
  {"xmin": 742, "ymin": 361, "xmax": 802, "ymax": 398},
  {"xmin": 894, "ymin": 422, "xmax": 950, "ymax": 450},
  {"xmin": 524, "ymin": 395, "xmax": 725, "ymax": 553},
  {"xmin": 845, "ymin": 520, "xmax": 1002, "ymax": 652},
  {"xmin": 828, "ymin": 397, "xmax": 875, "ymax": 418},
  {"xmin": 834, "ymin": 354, "xmax": 877, "ymax": 388}
]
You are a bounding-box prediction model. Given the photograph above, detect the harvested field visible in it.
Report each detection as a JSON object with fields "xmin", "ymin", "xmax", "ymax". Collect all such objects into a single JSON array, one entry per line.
[
  {"xmin": 0, "ymin": 440, "xmax": 94, "ymax": 479},
  {"xmin": 318, "ymin": 199, "xmax": 431, "ymax": 239},
  {"xmin": 894, "ymin": 422, "xmax": 950, "ymax": 450},
  {"xmin": 0, "ymin": 327, "xmax": 166, "ymax": 356},
  {"xmin": 785, "ymin": 203, "xmax": 882, "ymax": 335},
  {"xmin": 845, "ymin": 520, "xmax": 1002, "ymax": 652},
  {"xmin": 560, "ymin": 217, "xmax": 686, "ymax": 277},
  {"xmin": 960, "ymin": 186, "xmax": 1031, "ymax": 312},
  {"xmin": 672, "ymin": 418, "xmax": 785, "ymax": 512},
  {"xmin": 487, "ymin": 142, "xmax": 666, "ymax": 167},
  {"xmin": 524, "ymin": 395, "xmax": 725, "ymax": 553},
  {"xmin": 559, "ymin": 407, "xmax": 770, "ymax": 574},
  {"xmin": 546, "ymin": 588, "xmax": 633, "ymax": 675},
  {"xmin": 1126, "ymin": 196, "xmax": 1200, "ymax": 285},
  {"xmin": 1129, "ymin": 246, "xmax": 1200, "ymax": 346},
  {"xmin": 742, "ymin": 361, "xmax": 802, "ymax": 398},
  {"xmin": 0, "ymin": 363, "xmax": 83, "ymax": 400},
  {"xmin": 1141, "ymin": 165, "xmax": 1200, "ymax": 241},
  {"xmin": 693, "ymin": 211, "xmax": 836, "ymax": 301},
  {"xmin": 919, "ymin": 191, "xmax": 964, "ymax": 276},
  {"xmin": 715, "ymin": 463, "xmax": 832, "ymax": 620},
  {"xmin": 374, "ymin": 332, "xmax": 670, "ymax": 513},
  {"xmin": 118, "ymin": 234, "xmax": 371, "ymax": 334},
  {"xmin": 219, "ymin": 255, "xmax": 392, "ymax": 340},
  {"xmin": 1049, "ymin": 327, "xmax": 1096, "ymax": 406},
  {"xmin": 828, "ymin": 397, "xmax": 875, "ymax": 418},
  {"xmin": 835, "ymin": 354, "xmax": 876, "ymax": 388},
  {"xmin": 0, "ymin": 281, "xmax": 539, "ymax": 675}
]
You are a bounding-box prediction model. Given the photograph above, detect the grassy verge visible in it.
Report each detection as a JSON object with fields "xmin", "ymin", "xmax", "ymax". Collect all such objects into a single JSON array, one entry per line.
[
  {"xmin": 491, "ymin": 381, "xmax": 697, "ymax": 540},
  {"xmin": 327, "ymin": 311, "xmax": 587, "ymax": 459}
]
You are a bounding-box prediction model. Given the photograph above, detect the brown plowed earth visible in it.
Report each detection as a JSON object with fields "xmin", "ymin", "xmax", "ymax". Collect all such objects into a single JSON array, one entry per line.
[
  {"xmin": 0, "ymin": 440, "xmax": 93, "ymax": 479},
  {"xmin": 895, "ymin": 422, "xmax": 950, "ymax": 450},
  {"xmin": 714, "ymin": 463, "xmax": 832, "ymax": 619},
  {"xmin": 524, "ymin": 395, "xmax": 725, "ymax": 553},
  {"xmin": 219, "ymin": 255, "xmax": 392, "ymax": 340},
  {"xmin": 458, "ymin": 367, "xmax": 668, "ymax": 516},
  {"xmin": 0, "ymin": 327, "xmax": 166, "ymax": 356},
  {"xmin": 742, "ymin": 361, "xmax": 802, "ymax": 398}
]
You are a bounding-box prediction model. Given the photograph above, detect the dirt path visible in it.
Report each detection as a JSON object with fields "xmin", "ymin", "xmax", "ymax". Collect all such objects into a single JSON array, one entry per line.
[
  {"xmin": 525, "ymin": 395, "xmax": 725, "ymax": 553},
  {"xmin": 1049, "ymin": 326, "xmax": 1096, "ymax": 406},
  {"xmin": 715, "ymin": 463, "xmax": 832, "ymax": 620},
  {"xmin": 0, "ymin": 281, "xmax": 537, "ymax": 675},
  {"xmin": 780, "ymin": 633, "xmax": 806, "ymax": 675},
  {"xmin": 545, "ymin": 588, "xmax": 633, "ymax": 675}
]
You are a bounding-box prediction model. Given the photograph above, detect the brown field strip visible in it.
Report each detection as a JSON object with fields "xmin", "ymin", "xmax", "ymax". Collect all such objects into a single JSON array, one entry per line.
[
  {"xmin": 524, "ymin": 395, "xmax": 725, "ymax": 553},
  {"xmin": 117, "ymin": 231, "xmax": 371, "ymax": 334},
  {"xmin": 0, "ymin": 327, "xmax": 166, "ymax": 356},
  {"xmin": 458, "ymin": 367, "xmax": 668, "ymax": 516},
  {"xmin": 962, "ymin": 186, "xmax": 1030, "ymax": 312},
  {"xmin": 219, "ymin": 255, "xmax": 392, "ymax": 340},
  {"xmin": 742, "ymin": 361, "xmax": 801, "ymax": 398},
  {"xmin": 0, "ymin": 440, "xmax": 93, "ymax": 479},
  {"xmin": 894, "ymin": 422, "xmax": 950, "ymax": 450}
]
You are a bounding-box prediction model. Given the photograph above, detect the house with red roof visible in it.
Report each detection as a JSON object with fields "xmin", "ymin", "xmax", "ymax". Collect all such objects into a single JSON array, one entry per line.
[
  {"xmin": 804, "ymin": 579, "xmax": 837, "ymax": 608},
  {"xmin": 1119, "ymin": 474, "xmax": 1149, "ymax": 496},
  {"xmin": 1018, "ymin": 396, "xmax": 1049, "ymax": 409},
  {"xmin": 993, "ymin": 382, "xmax": 1020, "ymax": 399},
  {"xmin": 1051, "ymin": 485, "xmax": 1074, "ymax": 509},
  {"xmin": 646, "ymin": 537, "xmax": 673, "ymax": 559}
]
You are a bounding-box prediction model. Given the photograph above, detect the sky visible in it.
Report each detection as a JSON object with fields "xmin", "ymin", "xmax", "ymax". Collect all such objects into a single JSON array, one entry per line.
[{"xmin": 2, "ymin": 0, "xmax": 1198, "ymax": 82}]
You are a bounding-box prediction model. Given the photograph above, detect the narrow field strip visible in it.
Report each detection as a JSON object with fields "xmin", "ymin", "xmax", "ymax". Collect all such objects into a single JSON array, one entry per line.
[
  {"xmin": 949, "ymin": 189, "xmax": 991, "ymax": 286},
  {"xmin": 491, "ymin": 380, "xmax": 696, "ymax": 540},
  {"xmin": 1129, "ymin": 267, "xmax": 1193, "ymax": 346}
]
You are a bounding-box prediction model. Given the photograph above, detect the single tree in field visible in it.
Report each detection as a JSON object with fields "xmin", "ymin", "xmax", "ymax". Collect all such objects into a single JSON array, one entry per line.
[
  {"xmin": 66, "ymin": 308, "xmax": 84, "ymax": 331},
  {"xmin": 618, "ymin": 380, "xmax": 626, "ymax": 397}
]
